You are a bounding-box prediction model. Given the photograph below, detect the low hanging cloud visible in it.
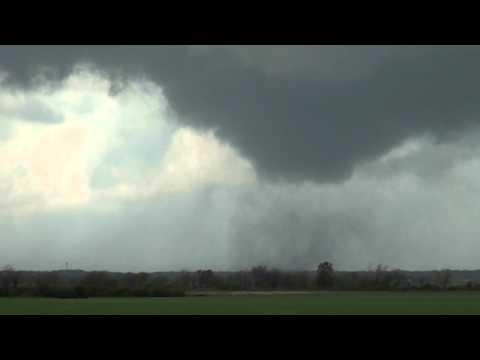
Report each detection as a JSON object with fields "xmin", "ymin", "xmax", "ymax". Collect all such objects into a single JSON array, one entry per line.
[
  {"xmin": 227, "ymin": 135, "xmax": 480, "ymax": 271},
  {"xmin": 2, "ymin": 47, "xmax": 480, "ymax": 271},
  {"xmin": 2, "ymin": 46, "xmax": 480, "ymax": 182}
]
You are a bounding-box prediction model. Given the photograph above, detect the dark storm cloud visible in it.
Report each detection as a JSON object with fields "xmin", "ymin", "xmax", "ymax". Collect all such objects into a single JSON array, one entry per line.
[{"xmin": 2, "ymin": 45, "xmax": 480, "ymax": 182}]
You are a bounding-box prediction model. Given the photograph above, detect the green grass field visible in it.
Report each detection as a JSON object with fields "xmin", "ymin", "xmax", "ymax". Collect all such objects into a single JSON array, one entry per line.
[{"xmin": 2, "ymin": 291, "xmax": 480, "ymax": 315}]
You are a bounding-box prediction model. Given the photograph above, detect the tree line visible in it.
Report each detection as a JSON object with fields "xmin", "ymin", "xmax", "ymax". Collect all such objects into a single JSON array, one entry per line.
[
  {"xmin": 0, "ymin": 262, "xmax": 472, "ymax": 298},
  {"xmin": 0, "ymin": 265, "xmax": 185, "ymax": 298}
]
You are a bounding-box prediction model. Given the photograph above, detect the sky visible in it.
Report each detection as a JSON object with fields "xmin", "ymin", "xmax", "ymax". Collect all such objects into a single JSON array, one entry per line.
[{"xmin": 1, "ymin": 45, "xmax": 480, "ymax": 271}]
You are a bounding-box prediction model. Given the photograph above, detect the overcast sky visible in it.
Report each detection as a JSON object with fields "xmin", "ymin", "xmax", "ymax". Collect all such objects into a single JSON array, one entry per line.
[{"xmin": 1, "ymin": 45, "xmax": 480, "ymax": 271}]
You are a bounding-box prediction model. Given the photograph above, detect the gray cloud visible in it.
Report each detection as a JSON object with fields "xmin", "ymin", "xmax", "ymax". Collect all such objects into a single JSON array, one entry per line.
[
  {"xmin": 2, "ymin": 46, "xmax": 480, "ymax": 182},
  {"xmin": 3, "ymin": 46, "xmax": 480, "ymax": 272}
]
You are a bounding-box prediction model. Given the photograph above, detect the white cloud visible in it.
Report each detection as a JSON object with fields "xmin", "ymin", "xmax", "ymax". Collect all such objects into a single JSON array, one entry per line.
[
  {"xmin": 0, "ymin": 67, "xmax": 257, "ymax": 215},
  {"xmin": 379, "ymin": 137, "xmax": 426, "ymax": 163}
]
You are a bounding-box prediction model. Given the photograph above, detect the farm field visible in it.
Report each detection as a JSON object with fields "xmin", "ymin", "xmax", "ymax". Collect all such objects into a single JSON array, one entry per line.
[{"xmin": 2, "ymin": 291, "xmax": 480, "ymax": 315}]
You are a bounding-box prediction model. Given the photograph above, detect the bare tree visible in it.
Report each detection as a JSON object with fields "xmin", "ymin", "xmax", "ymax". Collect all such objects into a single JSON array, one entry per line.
[{"xmin": 316, "ymin": 262, "xmax": 335, "ymax": 288}]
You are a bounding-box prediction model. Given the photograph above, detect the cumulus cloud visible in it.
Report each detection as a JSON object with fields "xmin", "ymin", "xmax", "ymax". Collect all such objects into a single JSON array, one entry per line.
[{"xmin": 0, "ymin": 69, "xmax": 253, "ymax": 212}]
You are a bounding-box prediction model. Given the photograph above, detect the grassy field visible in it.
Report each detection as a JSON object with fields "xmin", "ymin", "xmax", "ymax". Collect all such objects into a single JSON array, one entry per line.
[{"xmin": 2, "ymin": 291, "xmax": 480, "ymax": 315}]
